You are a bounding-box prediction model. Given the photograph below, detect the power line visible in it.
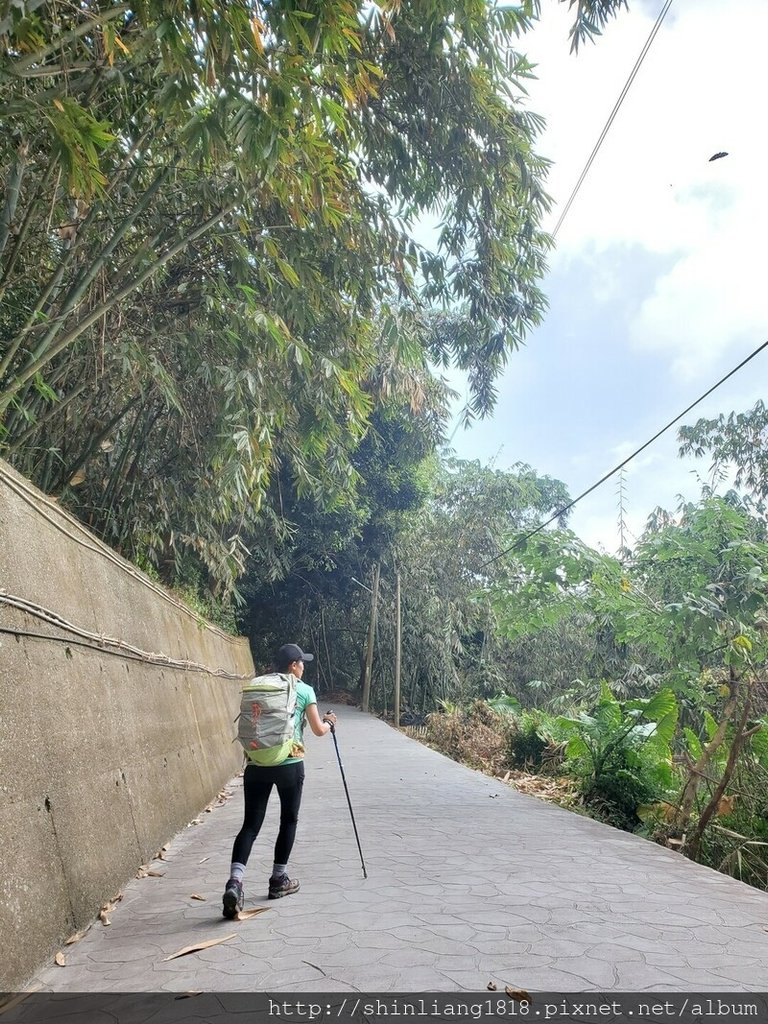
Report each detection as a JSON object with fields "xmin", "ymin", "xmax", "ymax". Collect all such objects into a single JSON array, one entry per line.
[
  {"xmin": 478, "ymin": 337, "xmax": 768, "ymax": 571},
  {"xmin": 552, "ymin": 0, "xmax": 675, "ymax": 239}
]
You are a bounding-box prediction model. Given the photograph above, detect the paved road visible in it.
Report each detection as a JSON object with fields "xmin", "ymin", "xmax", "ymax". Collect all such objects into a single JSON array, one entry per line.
[{"xmin": 29, "ymin": 705, "xmax": 768, "ymax": 993}]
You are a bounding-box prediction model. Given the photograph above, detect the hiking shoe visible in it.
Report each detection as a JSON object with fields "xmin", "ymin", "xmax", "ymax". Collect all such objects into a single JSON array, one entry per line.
[
  {"xmin": 222, "ymin": 878, "xmax": 244, "ymax": 919},
  {"xmin": 268, "ymin": 873, "xmax": 300, "ymax": 899}
]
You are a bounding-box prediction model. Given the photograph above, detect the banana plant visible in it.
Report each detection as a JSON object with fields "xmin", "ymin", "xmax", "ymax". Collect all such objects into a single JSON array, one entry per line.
[{"xmin": 555, "ymin": 683, "xmax": 679, "ymax": 828}]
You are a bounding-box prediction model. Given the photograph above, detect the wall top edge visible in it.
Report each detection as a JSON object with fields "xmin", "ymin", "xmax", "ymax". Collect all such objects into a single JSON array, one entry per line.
[{"xmin": 0, "ymin": 458, "xmax": 249, "ymax": 650}]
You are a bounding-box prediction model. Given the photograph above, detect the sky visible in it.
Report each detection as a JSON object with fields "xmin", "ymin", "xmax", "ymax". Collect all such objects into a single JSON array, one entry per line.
[{"xmin": 447, "ymin": 0, "xmax": 768, "ymax": 553}]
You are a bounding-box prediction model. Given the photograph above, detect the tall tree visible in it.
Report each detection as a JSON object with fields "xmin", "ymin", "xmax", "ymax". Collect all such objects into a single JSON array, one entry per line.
[
  {"xmin": 376, "ymin": 458, "xmax": 572, "ymax": 710},
  {"xmin": 679, "ymin": 400, "xmax": 768, "ymax": 512}
]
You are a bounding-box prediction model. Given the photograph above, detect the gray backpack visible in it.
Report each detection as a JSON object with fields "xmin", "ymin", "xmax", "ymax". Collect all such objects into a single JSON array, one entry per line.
[{"xmin": 237, "ymin": 673, "xmax": 299, "ymax": 766}]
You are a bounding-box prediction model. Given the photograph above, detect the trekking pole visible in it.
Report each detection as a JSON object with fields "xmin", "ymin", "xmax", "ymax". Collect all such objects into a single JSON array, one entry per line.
[{"xmin": 326, "ymin": 713, "xmax": 368, "ymax": 879}]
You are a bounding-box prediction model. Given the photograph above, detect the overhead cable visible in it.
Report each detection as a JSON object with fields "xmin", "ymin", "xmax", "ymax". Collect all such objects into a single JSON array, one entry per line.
[
  {"xmin": 477, "ymin": 337, "xmax": 768, "ymax": 571},
  {"xmin": 552, "ymin": 0, "xmax": 675, "ymax": 239}
]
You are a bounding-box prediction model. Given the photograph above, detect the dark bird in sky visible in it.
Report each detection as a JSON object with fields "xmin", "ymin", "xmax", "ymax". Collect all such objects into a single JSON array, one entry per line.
[{"xmin": 709, "ymin": 151, "xmax": 729, "ymax": 162}]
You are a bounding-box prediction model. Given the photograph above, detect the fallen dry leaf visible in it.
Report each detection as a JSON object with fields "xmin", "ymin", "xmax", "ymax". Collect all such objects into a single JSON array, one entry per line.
[
  {"xmin": 717, "ymin": 794, "xmax": 737, "ymax": 816},
  {"xmin": 505, "ymin": 988, "xmax": 531, "ymax": 1003},
  {"xmin": 190, "ymin": 894, "xmax": 207, "ymax": 902},
  {"xmin": 236, "ymin": 908, "xmax": 269, "ymax": 921},
  {"xmin": 487, "ymin": 982, "xmax": 497, "ymax": 991},
  {"xmin": 55, "ymin": 952, "xmax": 66, "ymax": 967},
  {"xmin": 99, "ymin": 892, "xmax": 123, "ymax": 927},
  {"xmin": 162, "ymin": 934, "xmax": 236, "ymax": 961},
  {"xmin": 68, "ymin": 468, "xmax": 86, "ymax": 486},
  {"xmin": 189, "ymin": 818, "xmax": 202, "ymax": 826},
  {"xmin": 499, "ymin": 770, "xmax": 578, "ymax": 807},
  {"xmin": 65, "ymin": 927, "xmax": 89, "ymax": 945}
]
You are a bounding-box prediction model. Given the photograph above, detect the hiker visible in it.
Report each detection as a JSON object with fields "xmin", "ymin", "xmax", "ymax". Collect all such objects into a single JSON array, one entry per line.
[{"xmin": 223, "ymin": 643, "xmax": 336, "ymax": 917}]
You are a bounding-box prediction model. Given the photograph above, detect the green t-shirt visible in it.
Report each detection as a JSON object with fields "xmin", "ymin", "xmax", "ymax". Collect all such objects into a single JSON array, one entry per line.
[{"xmin": 281, "ymin": 680, "xmax": 317, "ymax": 764}]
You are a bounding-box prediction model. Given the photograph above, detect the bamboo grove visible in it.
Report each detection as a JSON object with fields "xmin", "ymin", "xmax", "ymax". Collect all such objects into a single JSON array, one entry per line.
[{"xmin": 1, "ymin": 0, "xmax": 630, "ymax": 602}]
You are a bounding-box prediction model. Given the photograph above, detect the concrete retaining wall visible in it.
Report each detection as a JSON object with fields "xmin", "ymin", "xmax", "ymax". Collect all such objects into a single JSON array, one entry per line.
[{"xmin": 0, "ymin": 459, "xmax": 253, "ymax": 991}]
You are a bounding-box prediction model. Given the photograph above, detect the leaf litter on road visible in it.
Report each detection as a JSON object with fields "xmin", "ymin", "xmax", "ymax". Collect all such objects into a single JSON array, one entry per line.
[
  {"xmin": 99, "ymin": 891, "xmax": 123, "ymax": 926},
  {"xmin": 236, "ymin": 907, "xmax": 269, "ymax": 921},
  {"xmin": 162, "ymin": 934, "xmax": 236, "ymax": 961}
]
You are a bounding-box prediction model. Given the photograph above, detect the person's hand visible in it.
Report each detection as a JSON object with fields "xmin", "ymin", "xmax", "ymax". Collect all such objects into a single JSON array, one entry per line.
[{"xmin": 322, "ymin": 711, "xmax": 337, "ymax": 728}]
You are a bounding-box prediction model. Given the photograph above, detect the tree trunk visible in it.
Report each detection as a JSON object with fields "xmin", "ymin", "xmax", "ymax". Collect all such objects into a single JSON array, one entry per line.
[
  {"xmin": 361, "ymin": 561, "xmax": 380, "ymax": 713},
  {"xmin": 686, "ymin": 696, "xmax": 760, "ymax": 860},
  {"xmin": 673, "ymin": 669, "xmax": 741, "ymax": 831}
]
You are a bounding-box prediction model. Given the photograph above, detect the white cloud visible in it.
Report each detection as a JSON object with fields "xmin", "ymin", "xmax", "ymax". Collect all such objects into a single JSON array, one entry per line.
[
  {"xmin": 631, "ymin": 226, "xmax": 768, "ymax": 378},
  {"xmin": 521, "ymin": 0, "xmax": 768, "ymax": 379},
  {"xmin": 450, "ymin": 1, "xmax": 768, "ymax": 552}
]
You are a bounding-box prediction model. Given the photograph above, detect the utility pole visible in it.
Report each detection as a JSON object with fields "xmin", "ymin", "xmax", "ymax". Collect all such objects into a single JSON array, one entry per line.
[
  {"xmin": 394, "ymin": 569, "xmax": 401, "ymax": 728},
  {"xmin": 361, "ymin": 561, "xmax": 380, "ymax": 713}
]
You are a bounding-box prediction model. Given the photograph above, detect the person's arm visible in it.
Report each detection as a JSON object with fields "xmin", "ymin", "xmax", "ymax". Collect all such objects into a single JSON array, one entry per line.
[{"xmin": 305, "ymin": 704, "xmax": 337, "ymax": 737}]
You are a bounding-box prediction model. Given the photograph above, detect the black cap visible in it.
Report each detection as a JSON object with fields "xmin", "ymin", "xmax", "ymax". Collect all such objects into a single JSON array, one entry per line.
[{"xmin": 276, "ymin": 643, "xmax": 314, "ymax": 670}]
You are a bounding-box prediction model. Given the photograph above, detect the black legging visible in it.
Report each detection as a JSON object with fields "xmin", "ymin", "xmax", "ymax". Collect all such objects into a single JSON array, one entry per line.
[{"xmin": 231, "ymin": 760, "xmax": 305, "ymax": 867}]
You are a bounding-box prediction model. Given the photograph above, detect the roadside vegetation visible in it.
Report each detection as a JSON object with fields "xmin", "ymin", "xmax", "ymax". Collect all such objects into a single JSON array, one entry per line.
[{"xmin": 401, "ymin": 473, "xmax": 768, "ymax": 892}]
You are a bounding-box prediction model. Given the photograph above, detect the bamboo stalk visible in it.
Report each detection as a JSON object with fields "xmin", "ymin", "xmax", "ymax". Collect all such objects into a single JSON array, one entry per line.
[
  {"xmin": 8, "ymin": 6, "xmax": 131, "ymax": 74},
  {"xmin": 0, "ymin": 140, "xmax": 28, "ymax": 259},
  {"xmin": 0, "ymin": 198, "xmax": 241, "ymax": 411},
  {"xmin": 56, "ymin": 395, "xmax": 142, "ymax": 492},
  {"xmin": 5, "ymin": 381, "xmax": 88, "ymax": 454},
  {"xmin": 26, "ymin": 163, "xmax": 176, "ymax": 368},
  {"xmin": 3, "ymin": 134, "xmax": 166, "ymax": 381},
  {"xmin": 0, "ymin": 155, "xmax": 58, "ymax": 303}
]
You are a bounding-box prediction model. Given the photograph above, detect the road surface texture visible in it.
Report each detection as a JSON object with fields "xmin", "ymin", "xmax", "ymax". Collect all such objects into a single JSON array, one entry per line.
[{"xmin": 27, "ymin": 704, "xmax": 768, "ymax": 993}]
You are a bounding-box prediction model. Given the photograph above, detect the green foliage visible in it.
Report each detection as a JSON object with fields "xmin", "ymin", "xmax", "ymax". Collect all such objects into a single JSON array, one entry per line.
[
  {"xmin": 239, "ymin": 455, "xmax": 572, "ymax": 709},
  {"xmin": 490, "ymin": 498, "xmax": 768, "ymax": 703},
  {"xmin": 490, "ymin": 528, "xmax": 615, "ymax": 641},
  {"xmin": 507, "ymin": 709, "xmax": 554, "ymax": 768},
  {"xmin": 486, "ymin": 692, "xmax": 522, "ymax": 715},
  {"xmin": 555, "ymin": 684, "xmax": 679, "ymax": 830},
  {"xmin": 696, "ymin": 744, "xmax": 768, "ymax": 890},
  {"xmin": 679, "ymin": 400, "xmax": 768, "ymax": 512},
  {"xmin": 384, "ymin": 459, "xmax": 571, "ymax": 710}
]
